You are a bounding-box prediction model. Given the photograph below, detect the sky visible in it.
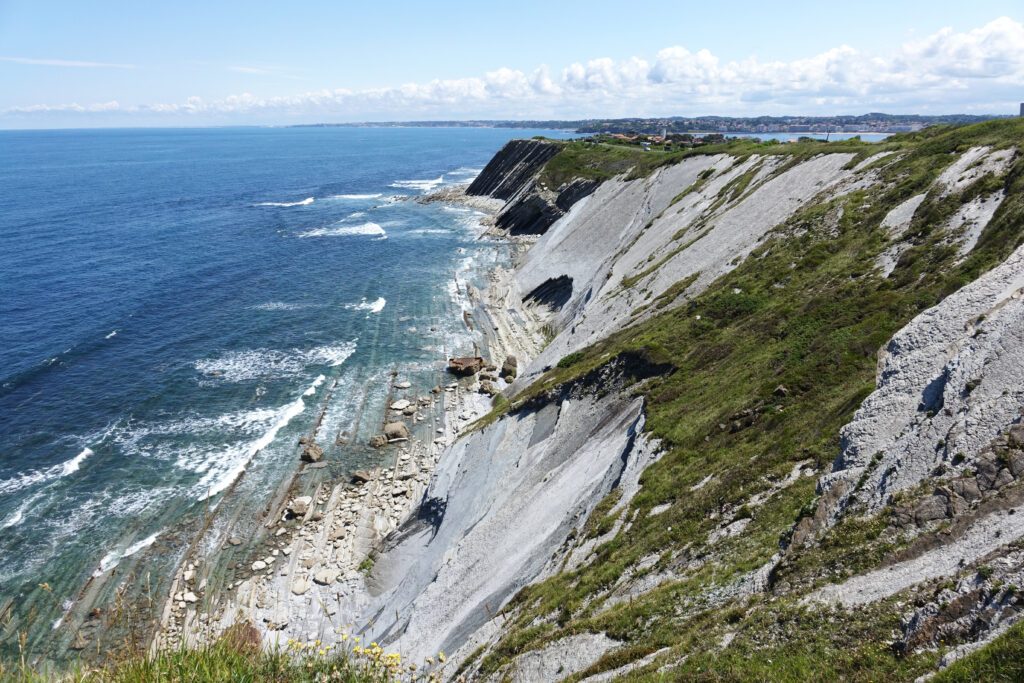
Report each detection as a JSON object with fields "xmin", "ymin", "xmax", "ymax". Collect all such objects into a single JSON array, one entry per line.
[{"xmin": 1, "ymin": 0, "xmax": 1022, "ymax": 128}]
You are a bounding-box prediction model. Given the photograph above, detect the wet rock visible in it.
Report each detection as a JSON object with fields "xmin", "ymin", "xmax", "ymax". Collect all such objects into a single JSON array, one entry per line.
[
  {"xmin": 369, "ymin": 435, "xmax": 388, "ymax": 448},
  {"xmin": 501, "ymin": 355, "xmax": 518, "ymax": 378},
  {"xmin": 301, "ymin": 442, "xmax": 324, "ymax": 463},
  {"xmin": 298, "ymin": 436, "xmax": 310, "ymax": 445},
  {"xmin": 384, "ymin": 422, "xmax": 410, "ymax": 441},
  {"xmin": 402, "ymin": 406, "xmax": 417, "ymax": 416},
  {"xmin": 447, "ymin": 356, "xmax": 484, "ymax": 376},
  {"xmin": 431, "ymin": 385, "xmax": 441, "ymax": 394},
  {"xmin": 394, "ymin": 381, "xmax": 412, "ymax": 389}
]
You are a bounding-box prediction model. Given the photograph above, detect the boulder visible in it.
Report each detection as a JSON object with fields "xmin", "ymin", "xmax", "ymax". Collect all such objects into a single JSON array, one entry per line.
[
  {"xmin": 914, "ymin": 495, "xmax": 948, "ymax": 525},
  {"xmin": 298, "ymin": 436, "xmax": 310, "ymax": 445},
  {"xmin": 384, "ymin": 422, "xmax": 410, "ymax": 441},
  {"xmin": 289, "ymin": 496, "xmax": 312, "ymax": 517},
  {"xmin": 479, "ymin": 380, "xmax": 498, "ymax": 396},
  {"xmin": 501, "ymin": 355, "xmax": 518, "ymax": 378},
  {"xmin": 183, "ymin": 592, "xmax": 198, "ymax": 603},
  {"xmin": 394, "ymin": 381, "xmax": 412, "ymax": 389},
  {"xmin": 390, "ymin": 399, "xmax": 411, "ymax": 411},
  {"xmin": 1009, "ymin": 424, "xmax": 1024, "ymax": 448},
  {"xmin": 291, "ymin": 578, "xmax": 310, "ymax": 595},
  {"xmin": 251, "ymin": 560, "xmax": 267, "ymax": 572},
  {"xmin": 368, "ymin": 435, "xmax": 388, "ymax": 448},
  {"xmin": 351, "ymin": 469, "xmax": 375, "ymax": 484},
  {"xmin": 402, "ymin": 406, "xmax": 417, "ymax": 416},
  {"xmin": 313, "ymin": 568, "xmax": 339, "ymax": 585},
  {"xmin": 300, "ymin": 442, "xmax": 324, "ymax": 463},
  {"xmin": 504, "ymin": 375, "xmax": 515, "ymax": 384},
  {"xmin": 447, "ymin": 356, "xmax": 484, "ymax": 376}
]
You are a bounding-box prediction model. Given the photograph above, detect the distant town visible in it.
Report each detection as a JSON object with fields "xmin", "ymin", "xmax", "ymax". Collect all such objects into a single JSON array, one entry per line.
[{"xmin": 294, "ymin": 113, "xmax": 1008, "ymax": 135}]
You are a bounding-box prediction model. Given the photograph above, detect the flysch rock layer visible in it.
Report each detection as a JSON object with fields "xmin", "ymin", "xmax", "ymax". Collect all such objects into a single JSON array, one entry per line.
[
  {"xmin": 358, "ymin": 389, "xmax": 647, "ymax": 663},
  {"xmin": 819, "ymin": 241, "xmax": 1024, "ymax": 521},
  {"xmin": 512, "ymin": 152, "xmax": 860, "ymax": 385}
]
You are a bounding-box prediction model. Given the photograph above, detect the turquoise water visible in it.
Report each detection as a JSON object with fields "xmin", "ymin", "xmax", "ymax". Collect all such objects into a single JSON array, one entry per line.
[{"xmin": 0, "ymin": 126, "xmax": 573, "ymax": 659}]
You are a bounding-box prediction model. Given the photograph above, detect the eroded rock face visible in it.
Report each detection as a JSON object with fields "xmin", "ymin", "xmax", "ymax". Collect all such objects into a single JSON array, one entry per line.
[{"xmin": 818, "ymin": 242, "xmax": 1024, "ymax": 525}]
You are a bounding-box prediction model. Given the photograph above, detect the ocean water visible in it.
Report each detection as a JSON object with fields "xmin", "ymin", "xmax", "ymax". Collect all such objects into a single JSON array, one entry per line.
[{"xmin": 0, "ymin": 126, "xmax": 572, "ymax": 658}]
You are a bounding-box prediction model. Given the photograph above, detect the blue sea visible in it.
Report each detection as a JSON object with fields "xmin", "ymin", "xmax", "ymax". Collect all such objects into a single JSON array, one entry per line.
[{"xmin": 0, "ymin": 126, "xmax": 573, "ymax": 659}]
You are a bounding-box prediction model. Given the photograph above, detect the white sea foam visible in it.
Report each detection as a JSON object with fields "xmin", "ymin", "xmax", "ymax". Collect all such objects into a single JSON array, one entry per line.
[
  {"xmin": 194, "ymin": 341, "xmax": 356, "ymax": 382},
  {"xmin": 194, "ymin": 374, "xmax": 325, "ymax": 500},
  {"xmin": 0, "ymin": 447, "xmax": 94, "ymax": 496},
  {"xmin": 407, "ymin": 228, "xmax": 452, "ymax": 235},
  {"xmin": 255, "ymin": 197, "xmax": 315, "ymax": 207},
  {"xmin": 105, "ymin": 330, "xmax": 117, "ymax": 339},
  {"xmin": 390, "ymin": 176, "xmax": 445, "ymax": 192},
  {"xmin": 344, "ymin": 297, "xmax": 386, "ymax": 314},
  {"xmin": 250, "ymin": 301, "xmax": 314, "ymax": 311},
  {"xmin": 93, "ymin": 531, "xmax": 161, "ymax": 577},
  {"xmin": 296, "ymin": 222, "xmax": 386, "ymax": 238},
  {"xmin": 329, "ymin": 193, "xmax": 382, "ymax": 200}
]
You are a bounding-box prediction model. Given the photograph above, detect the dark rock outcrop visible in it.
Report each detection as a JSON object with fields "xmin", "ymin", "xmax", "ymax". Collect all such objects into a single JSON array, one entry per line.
[
  {"xmin": 524, "ymin": 276, "xmax": 574, "ymax": 311},
  {"xmin": 467, "ymin": 139, "xmax": 560, "ymax": 200},
  {"xmin": 300, "ymin": 442, "xmax": 324, "ymax": 463}
]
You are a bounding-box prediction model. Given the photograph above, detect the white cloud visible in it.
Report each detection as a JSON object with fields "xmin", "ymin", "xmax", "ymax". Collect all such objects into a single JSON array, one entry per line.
[
  {"xmin": 0, "ymin": 56, "xmax": 135, "ymax": 69},
  {"xmin": 5, "ymin": 17, "xmax": 1024, "ymax": 122}
]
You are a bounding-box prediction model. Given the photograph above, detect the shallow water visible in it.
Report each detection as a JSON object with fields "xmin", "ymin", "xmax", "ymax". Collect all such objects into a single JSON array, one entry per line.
[{"xmin": 0, "ymin": 126, "xmax": 572, "ymax": 659}]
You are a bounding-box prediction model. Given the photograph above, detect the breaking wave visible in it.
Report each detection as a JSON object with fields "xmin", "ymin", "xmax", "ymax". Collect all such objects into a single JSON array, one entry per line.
[
  {"xmin": 93, "ymin": 531, "xmax": 161, "ymax": 576},
  {"xmin": 344, "ymin": 297, "xmax": 386, "ymax": 314},
  {"xmin": 255, "ymin": 197, "xmax": 314, "ymax": 207},
  {"xmin": 0, "ymin": 447, "xmax": 94, "ymax": 496},
  {"xmin": 330, "ymin": 193, "xmax": 382, "ymax": 200},
  {"xmin": 194, "ymin": 341, "xmax": 356, "ymax": 382},
  {"xmin": 390, "ymin": 176, "xmax": 444, "ymax": 192},
  {"xmin": 296, "ymin": 222, "xmax": 386, "ymax": 238}
]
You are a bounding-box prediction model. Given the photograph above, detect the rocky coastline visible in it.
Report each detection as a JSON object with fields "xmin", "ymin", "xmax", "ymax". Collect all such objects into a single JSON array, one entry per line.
[{"xmin": 149, "ymin": 182, "xmax": 545, "ymax": 655}]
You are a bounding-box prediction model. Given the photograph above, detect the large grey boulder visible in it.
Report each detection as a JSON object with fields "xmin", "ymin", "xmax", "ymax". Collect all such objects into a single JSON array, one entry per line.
[{"xmin": 384, "ymin": 422, "xmax": 410, "ymax": 441}]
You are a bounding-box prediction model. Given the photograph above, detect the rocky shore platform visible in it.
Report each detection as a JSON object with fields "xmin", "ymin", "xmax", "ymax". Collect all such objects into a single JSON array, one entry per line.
[{"xmin": 149, "ymin": 183, "xmax": 546, "ymax": 654}]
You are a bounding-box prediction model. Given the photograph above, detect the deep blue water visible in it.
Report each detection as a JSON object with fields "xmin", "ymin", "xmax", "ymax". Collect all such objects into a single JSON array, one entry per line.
[{"xmin": 0, "ymin": 126, "xmax": 572, "ymax": 653}]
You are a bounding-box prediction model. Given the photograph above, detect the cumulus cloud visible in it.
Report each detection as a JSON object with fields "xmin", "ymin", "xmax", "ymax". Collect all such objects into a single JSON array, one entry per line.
[{"xmin": 5, "ymin": 17, "xmax": 1023, "ymax": 122}]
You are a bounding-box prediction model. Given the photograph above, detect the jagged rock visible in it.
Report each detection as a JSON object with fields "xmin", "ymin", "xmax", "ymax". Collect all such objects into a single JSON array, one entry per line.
[
  {"xmin": 300, "ymin": 443, "xmax": 324, "ymax": 463},
  {"xmin": 289, "ymin": 496, "xmax": 312, "ymax": 516},
  {"xmin": 390, "ymin": 399, "xmax": 411, "ymax": 411},
  {"xmin": 1009, "ymin": 424, "xmax": 1024, "ymax": 448},
  {"xmin": 447, "ymin": 356, "xmax": 484, "ymax": 376},
  {"xmin": 384, "ymin": 422, "xmax": 410, "ymax": 441},
  {"xmin": 914, "ymin": 495, "xmax": 948, "ymax": 524},
  {"xmin": 502, "ymin": 355, "xmax": 518, "ymax": 378},
  {"xmin": 950, "ymin": 478, "xmax": 982, "ymax": 503},
  {"xmin": 369, "ymin": 435, "xmax": 388, "ymax": 448},
  {"xmin": 975, "ymin": 456, "xmax": 1001, "ymax": 490},
  {"xmin": 1008, "ymin": 451, "xmax": 1024, "ymax": 477}
]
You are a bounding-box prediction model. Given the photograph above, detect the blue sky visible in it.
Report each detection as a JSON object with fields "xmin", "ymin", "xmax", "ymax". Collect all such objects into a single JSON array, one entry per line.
[{"xmin": 1, "ymin": 0, "xmax": 1022, "ymax": 128}]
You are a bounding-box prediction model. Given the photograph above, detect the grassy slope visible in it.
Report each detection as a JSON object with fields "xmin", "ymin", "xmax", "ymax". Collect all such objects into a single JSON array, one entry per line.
[
  {"xmin": 470, "ymin": 119, "xmax": 1024, "ymax": 680},
  {"xmin": 934, "ymin": 619, "xmax": 1024, "ymax": 682}
]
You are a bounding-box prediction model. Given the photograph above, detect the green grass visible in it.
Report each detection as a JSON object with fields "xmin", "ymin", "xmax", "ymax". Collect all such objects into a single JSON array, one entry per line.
[
  {"xmin": 470, "ymin": 118, "xmax": 1024, "ymax": 680},
  {"xmin": 0, "ymin": 624, "xmax": 439, "ymax": 682},
  {"xmin": 934, "ymin": 618, "xmax": 1024, "ymax": 683}
]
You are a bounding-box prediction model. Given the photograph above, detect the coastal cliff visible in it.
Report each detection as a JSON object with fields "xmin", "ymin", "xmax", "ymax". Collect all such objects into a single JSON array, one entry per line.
[{"xmin": 156, "ymin": 120, "xmax": 1024, "ymax": 682}]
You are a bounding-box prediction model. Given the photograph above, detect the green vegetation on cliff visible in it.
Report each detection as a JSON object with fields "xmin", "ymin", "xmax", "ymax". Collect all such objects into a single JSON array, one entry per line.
[{"xmin": 474, "ymin": 118, "xmax": 1024, "ymax": 680}]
